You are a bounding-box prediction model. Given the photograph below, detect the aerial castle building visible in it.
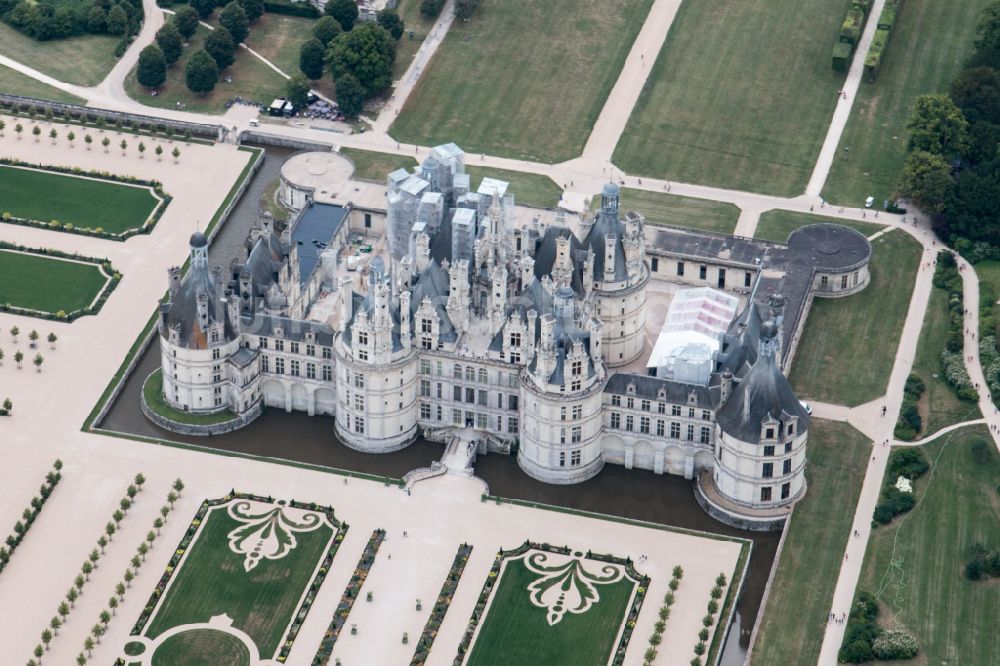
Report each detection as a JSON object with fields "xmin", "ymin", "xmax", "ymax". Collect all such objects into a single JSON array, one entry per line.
[{"xmin": 152, "ymin": 144, "xmax": 872, "ymax": 529}]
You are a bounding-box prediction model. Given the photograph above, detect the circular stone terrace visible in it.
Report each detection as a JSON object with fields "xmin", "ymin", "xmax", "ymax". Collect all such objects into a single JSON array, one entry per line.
[
  {"xmin": 279, "ymin": 151, "xmax": 355, "ymax": 193},
  {"xmin": 786, "ymin": 223, "xmax": 872, "ymax": 272}
]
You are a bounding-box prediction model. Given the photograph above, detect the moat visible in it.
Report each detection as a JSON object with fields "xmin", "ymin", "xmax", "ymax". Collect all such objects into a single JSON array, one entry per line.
[{"xmin": 96, "ymin": 145, "xmax": 779, "ymax": 665}]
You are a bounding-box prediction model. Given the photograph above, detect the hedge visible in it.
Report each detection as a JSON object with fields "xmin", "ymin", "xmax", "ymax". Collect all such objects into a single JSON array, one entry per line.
[
  {"xmin": 833, "ymin": 41, "xmax": 854, "ymax": 72},
  {"xmin": 877, "ymin": 2, "xmax": 897, "ymax": 30},
  {"xmin": 264, "ymin": 0, "xmax": 320, "ymax": 18},
  {"xmin": 864, "ymin": 28, "xmax": 891, "ymax": 81},
  {"xmin": 840, "ymin": 6, "xmax": 865, "ymax": 45}
]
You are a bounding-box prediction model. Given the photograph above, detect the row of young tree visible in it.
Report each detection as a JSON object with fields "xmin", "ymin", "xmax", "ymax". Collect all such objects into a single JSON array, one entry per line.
[
  {"xmin": 898, "ymin": 1, "xmax": 1000, "ymax": 246},
  {"xmin": 137, "ymin": 0, "xmax": 260, "ymax": 94},
  {"xmin": 296, "ymin": 1, "xmax": 405, "ymax": 118},
  {"xmin": 0, "ymin": 0, "xmax": 141, "ymax": 41}
]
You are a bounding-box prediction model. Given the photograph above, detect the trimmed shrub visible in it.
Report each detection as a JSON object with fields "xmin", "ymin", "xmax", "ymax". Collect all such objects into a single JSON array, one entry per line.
[
  {"xmin": 833, "ymin": 41, "xmax": 853, "ymax": 72},
  {"xmin": 840, "ymin": 6, "xmax": 864, "ymax": 45},
  {"xmin": 872, "ymin": 629, "xmax": 919, "ymax": 660}
]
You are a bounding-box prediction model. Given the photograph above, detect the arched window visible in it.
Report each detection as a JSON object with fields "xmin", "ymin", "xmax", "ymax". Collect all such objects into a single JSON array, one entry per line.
[
  {"xmin": 453, "ymin": 364, "xmax": 462, "ymax": 379},
  {"xmin": 478, "ymin": 368, "xmax": 488, "ymax": 383},
  {"xmin": 465, "ymin": 366, "xmax": 476, "ymax": 382}
]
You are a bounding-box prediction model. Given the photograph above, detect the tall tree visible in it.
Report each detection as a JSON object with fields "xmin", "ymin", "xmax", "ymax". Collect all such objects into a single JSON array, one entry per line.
[
  {"xmin": 286, "ymin": 73, "xmax": 311, "ymax": 109},
  {"xmin": 454, "ymin": 0, "xmax": 479, "ymax": 20},
  {"xmin": 237, "ymin": 0, "xmax": 263, "ymax": 22},
  {"xmin": 219, "ymin": 1, "xmax": 248, "ymax": 44},
  {"xmin": 420, "ymin": 0, "xmax": 441, "ymax": 17},
  {"xmin": 136, "ymin": 44, "xmax": 167, "ymax": 88},
  {"xmin": 86, "ymin": 6, "xmax": 107, "ymax": 33},
  {"xmin": 155, "ymin": 22, "xmax": 184, "ymax": 66},
  {"xmin": 906, "ymin": 94, "xmax": 971, "ymax": 157},
  {"xmin": 191, "ymin": 0, "xmax": 215, "ymax": 19},
  {"xmin": 185, "ymin": 48, "xmax": 219, "ymax": 93},
  {"xmin": 950, "ymin": 66, "xmax": 1000, "ymax": 125},
  {"xmin": 897, "ymin": 150, "xmax": 953, "ymax": 214},
  {"xmin": 326, "ymin": 22, "xmax": 396, "ymax": 96},
  {"xmin": 325, "ymin": 0, "xmax": 357, "ymax": 31},
  {"xmin": 376, "ymin": 8, "xmax": 404, "ymax": 40},
  {"xmin": 970, "ymin": 1, "xmax": 1000, "ymax": 69},
  {"xmin": 173, "ymin": 5, "xmax": 199, "ymax": 39},
  {"xmin": 313, "ymin": 15, "xmax": 342, "ymax": 46},
  {"xmin": 335, "ymin": 72, "xmax": 365, "ymax": 117},
  {"xmin": 299, "ymin": 37, "xmax": 325, "ymax": 80},
  {"xmin": 204, "ymin": 26, "xmax": 236, "ymax": 70},
  {"xmin": 105, "ymin": 4, "xmax": 128, "ymax": 35}
]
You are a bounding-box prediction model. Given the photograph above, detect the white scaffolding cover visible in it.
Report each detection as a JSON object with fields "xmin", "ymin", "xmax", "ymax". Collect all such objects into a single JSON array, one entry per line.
[{"xmin": 648, "ymin": 287, "xmax": 740, "ymax": 378}]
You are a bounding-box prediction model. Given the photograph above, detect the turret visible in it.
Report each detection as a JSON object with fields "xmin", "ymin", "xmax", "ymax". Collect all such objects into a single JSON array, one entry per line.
[
  {"xmin": 600, "ymin": 182, "xmax": 620, "ymax": 218},
  {"xmin": 521, "ymin": 254, "xmax": 535, "ymax": 288},
  {"xmin": 168, "ymin": 266, "xmax": 182, "ymax": 295}
]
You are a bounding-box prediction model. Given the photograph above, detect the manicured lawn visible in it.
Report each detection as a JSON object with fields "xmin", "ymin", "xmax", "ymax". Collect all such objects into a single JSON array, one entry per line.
[
  {"xmin": 341, "ymin": 147, "xmax": 417, "ymax": 181},
  {"xmin": 0, "ymin": 21, "xmax": 118, "ymax": 86},
  {"xmin": 856, "ymin": 426, "xmax": 1000, "ymax": 664},
  {"xmin": 975, "ymin": 259, "xmax": 1000, "ymax": 339},
  {"xmin": 465, "ymin": 556, "xmax": 636, "ymax": 665},
  {"xmin": 391, "ymin": 0, "xmax": 654, "ymax": 163},
  {"xmin": 393, "ymin": 0, "xmax": 437, "ymax": 81},
  {"xmin": 749, "ymin": 419, "xmax": 870, "ymax": 666},
  {"xmin": 143, "ymin": 369, "xmax": 237, "ymax": 425},
  {"xmin": 243, "ymin": 13, "xmax": 315, "ymax": 78},
  {"xmin": 754, "ymin": 210, "xmax": 885, "ymax": 243},
  {"xmin": 144, "ymin": 501, "xmax": 335, "ymax": 658},
  {"xmin": 465, "ymin": 166, "xmax": 562, "ymax": 209},
  {"xmin": 0, "ymin": 64, "xmax": 86, "ymax": 104},
  {"xmin": 0, "ymin": 250, "xmax": 108, "ymax": 313},
  {"xmin": 0, "ymin": 165, "xmax": 159, "ymax": 233},
  {"xmin": 151, "ymin": 629, "xmax": 251, "ymax": 666},
  {"xmin": 906, "ymin": 286, "xmax": 981, "ymax": 436},
  {"xmin": 615, "ymin": 189, "xmax": 740, "ymax": 234},
  {"xmin": 789, "ymin": 229, "xmax": 922, "ymax": 406},
  {"xmin": 822, "ymin": 0, "xmax": 992, "ymax": 206},
  {"xmin": 613, "ymin": 0, "xmax": 850, "ymax": 196},
  {"xmin": 124, "ymin": 25, "xmax": 288, "ymax": 114}
]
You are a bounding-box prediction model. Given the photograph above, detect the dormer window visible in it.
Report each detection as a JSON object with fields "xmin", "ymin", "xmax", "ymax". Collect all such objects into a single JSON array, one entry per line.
[
  {"xmin": 657, "ymin": 388, "xmax": 666, "ymax": 401},
  {"xmin": 275, "ymin": 326, "xmax": 284, "ymax": 338},
  {"xmin": 765, "ymin": 427, "xmax": 775, "ymax": 439},
  {"xmin": 627, "ymin": 382, "xmax": 636, "ymax": 396},
  {"xmin": 787, "ymin": 423, "xmax": 795, "ymax": 436}
]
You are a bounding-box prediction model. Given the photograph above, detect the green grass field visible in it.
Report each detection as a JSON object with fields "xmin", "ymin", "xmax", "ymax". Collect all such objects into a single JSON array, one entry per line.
[
  {"xmin": 124, "ymin": 25, "xmax": 288, "ymax": 114},
  {"xmin": 615, "ymin": 189, "xmax": 740, "ymax": 234},
  {"xmin": 144, "ymin": 501, "xmax": 335, "ymax": 658},
  {"xmin": 754, "ymin": 210, "xmax": 885, "ymax": 244},
  {"xmin": 905, "ymin": 286, "xmax": 981, "ymax": 436},
  {"xmin": 0, "ymin": 64, "xmax": 86, "ymax": 104},
  {"xmin": 821, "ymin": 0, "xmax": 992, "ymax": 206},
  {"xmin": 0, "ymin": 165, "xmax": 159, "ymax": 233},
  {"xmin": 393, "ymin": 0, "xmax": 437, "ymax": 81},
  {"xmin": 0, "ymin": 22, "xmax": 118, "ymax": 86},
  {"xmin": 614, "ymin": 0, "xmax": 850, "ymax": 196},
  {"xmin": 465, "ymin": 556, "xmax": 636, "ymax": 665},
  {"xmin": 341, "ymin": 147, "xmax": 418, "ymax": 181},
  {"xmin": 151, "ymin": 629, "xmax": 250, "ymax": 666},
  {"xmin": 749, "ymin": 419, "xmax": 870, "ymax": 666},
  {"xmin": 0, "ymin": 250, "xmax": 108, "ymax": 313},
  {"xmin": 391, "ymin": 0, "xmax": 654, "ymax": 163},
  {"xmin": 857, "ymin": 426, "xmax": 1000, "ymax": 664},
  {"xmin": 465, "ymin": 166, "xmax": 562, "ymax": 209},
  {"xmin": 143, "ymin": 369, "xmax": 237, "ymax": 424},
  {"xmin": 974, "ymin": 260, "xmax": 1000, "ymax": 337},
  {"xmin": 789, "ymin": 229, "xmax": 922, "ymax": 406}
]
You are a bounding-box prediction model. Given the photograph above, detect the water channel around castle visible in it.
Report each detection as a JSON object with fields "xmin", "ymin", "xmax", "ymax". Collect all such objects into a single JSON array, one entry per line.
[{"xmin": 98, "ymin": 145, "xmax": 779, "ymax": 665}]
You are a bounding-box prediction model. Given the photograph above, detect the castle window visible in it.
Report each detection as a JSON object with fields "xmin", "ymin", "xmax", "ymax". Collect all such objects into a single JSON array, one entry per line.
[
  {"xmin": 658, "ymin": 402, "xmax": 666, "ymax": 414},
  {"xmin": 213, "ymin": 348, "xmax": 220, "ymax": 360},
  {"xmin": 560, "ymin": 406, "xmax": 566, "ymax": 420},
  {"xmin": 420, "ymin": 403, "xmax": 431, "ymax": 419},
  {"xmin": 453, "ymin": 364, "xmax": 462, "ymax": 379},
  {"xmin": 354, "ymin": 373, "xmax": 364, "ymax": 388},
  {"xmin": 571, "ymin": 450, "xmax": 581, "ymax": 466},
  {"xmin": 422, "ymin": 337, "xmax": 432, "ymax": 350},
  {"xmin": 765, "ymin": 427, "xmax": 775, "ymax": 439},
  {"xmin": 821, "ymin": 275, "xmax": 828, "ymax": 287},
  {"xmin": 572, "ymin": 405, "xmax": 582, "ymax": 419},
  {"xmin": 275, "ymin": 358, "xmax": 285, "ymax": 374},
  {"xmin": 322, "ymin": 365, "xmax": 332, "ymax": 381},
  {"xmin": 322, "ymin": 347, "xmax": 332, "ymax": 360},
  {"xmin": 686, "ymin": 424, "xmax": 694, "ymax": 440},
  {"xmin": 420, "ymin": 380, "xmax": 430, "ymax": 397},
  {"xmin": 275, "ymin": 340, "xmax": 284, "ymax": 352},
  {"xmin": 841, "ymin": 275, "xmax": 849, "ymax": 289},
  {"xmin": 699, "ymin": 266, "xmax": 707, "ymax": 280},
  {"xmin": 466, "ymin": 366, "xmax": 476, "ymax": 382},
  {"xmin": 497, "ymin": 393, "xmax": 504, "ymax": 409},
  {"xmin": 466, "ymin": 388, "xmax": 475, "ymax": 403},
  {"xmin": 508, "ymin": 416, "xmax": 518, "ymax": 434},
  {"xmin": 510, "ymin": 352, "xmax": 521, "ymax": 363},
  {"xmin": 688, "ymin": 407, "xmax": 695, "ymax": 418},
  {"xmin": 787, "ymin": 423, "xmax": 795, "ymax": 435},
  {"xmin": 626, "ymin": 397, "xmax": 634, "ymax": 409},
  {"xmin": 479, "ymin": 368, "xmax": 488, "ymax": 383},
  {"xmin": 764, "ymin": 445, "xmax": 775, "ymax": 456},
  {"xmin": 625, "ymin": 415, "xmax": 634, "ymax": 432},
  {"xmin": 437, "ymin": 383, "xmax": 443, "ymax": 399},
  {"xmin": 781, "ymin": 483, "xmax": 790, "ymax": 499},
  {"xmin": 641, "ymin": 399, "xmax": 650, "ymax": 412},
  {"xmin": 306, "ymin": 363, "xmax": 316, "ymax": 379},
  {"xmin": 610, "ymin": 413, "xmax": 621, "ymax": 429},
  {"xmin": 571, "ymin": 360, "xmax": 583, "ymax": 376},
  {"xmin": 560, "ymin": 428, "xmax": 566, "ymax": 444},
  {"xmin": 670, "ymin": 422, "xmax": 680, "ymax": 438},
  {"xmin": 672, "ymin": 405, "xmax": 681, "ymax": 416},
  {"xmin": 453, "ymin": 409, "xmax": 462, "ymax": 425},
  {"xmin": 364, "ymin": 213, "xmax": 372, "ymax": 228},
  {"xmin": 639, "ymin": 417, "xmax": 649, "ymax": 434},
  {"xmin": 357, "ymin": 331, "xmax": 367, "ymax": 347},
  {"xmin": 422, "ymin": 319, "xmax": 433, "ymax": 334},
  {"xmin": 651, "ymin": 257, "xmax": 658, "ymax": 272},
  {"xmin": 745, "ymin": 272, "xmax": 752, "ymax": 287},
  {"xmin": 261, "ymin": 356, "xmax": 269, "ymax": 373},
  {"xmin": 306, "ymin": 344, "xmax": 315, "ymax": 356},
  {"xmin": 510, "ymin": 332, "xmax": 521, "ymax": 347},
  {"xmin": 611, "ymin": 395, "xmax": 621, "ymax": 407},
  {"xmin": 454, "ymin": 386, "xmax": 462, "ymax": 401},
  {"xmin": 559, "ymin": 451, "xmax": 566, "ymax": 467},
  {"xmin": 354, "ymin": 394, "xmax": 364, "ymax": 410},
  {"xmin": 700, "ymin": 427, "xmax": 710, "ymax": 444},
  {"xmin": 420, "ymin": 360, "xmax": 431, "ymax": 374},
  {"xmin": 760, "ymin": 487, "xmax": 772, "ymax": 502},
  {"xmin": 478, "ymin": 390, "xmax": 488, "ymax": 406},
  {"xmin": 702, "ymin": 410, "xmax": 712, "ymax": 420},
  {"xmin": 783, "ymin": 459, "xmax": 792, "ymax": 475},
  {"xmin": 211, "ymin": 330, "xmax": 219, "ymax": 343},
  {"xmin": 354, "ymin": 416, "xmax": 365, "ymax": 433},
  {"xmin": 509, "ymin": 395, "xmax": 519, "ymax": 410},
  {"xmin": 853, "ymin": 271, "xmax": 859, "ymax": 286},
  {"xmin": 290, "ymin": 342, "xmax": 300, "ymax": 355},
  {"xmin": 437, "ymin": 405, "xmax": 442, "ymax": 420},
  {"xmin": 656, "ymin": 420, "xmax": 665, "ymax": 436},
  {"xmin": 677, "ymin": 262, "xmax": 685, "ymax": 277},
  {"xmin": 259, "ymin": 337, "xmax": 268, "ymax": 349},
  {"xmin": 785, "ymin": 441, "xmax": 792, "ymax": 454},
  {"xmin": 571, "ymin": 380, "xmax": 581, "ymax": 391},
  {"xmin": 290, "ymin": 360, "xmax": 300, "ymax": 376},
  {"xmin": 762, "ymin": 462, "xmax": 773, "ymax": 478}
]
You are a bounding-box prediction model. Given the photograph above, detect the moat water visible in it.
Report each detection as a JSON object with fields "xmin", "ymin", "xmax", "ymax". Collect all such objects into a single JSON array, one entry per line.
[{"xmin": 98, "ymin": 146, "xmax": 778, "ymax": 664}]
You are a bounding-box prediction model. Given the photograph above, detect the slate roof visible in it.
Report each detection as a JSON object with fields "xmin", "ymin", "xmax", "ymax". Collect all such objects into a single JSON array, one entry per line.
[
  {"xmin": 604, "ymin": 372, "xmax": 714, "ymax": 408},
  {"xmin": 291, "ymin": 203, "xmax": 348, "ymax": 286},
  {"xmin": 244, "ymin": 312, "xmax": 335, "ymax": 346}
]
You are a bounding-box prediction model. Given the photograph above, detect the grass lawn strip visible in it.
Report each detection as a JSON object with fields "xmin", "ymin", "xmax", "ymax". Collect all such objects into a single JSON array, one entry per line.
[
  {"xmin": 615, "ymin": 189, "xmax": 740, "ymax": 235},
  {"xmin": 0, "ymin": 249, "xmax": 111, "ymax": 314},
  {"xmin": 857, "ymin": 426, "xmax": 1000, "ymax": 663},
  {"xmin": 391, "ymin": 0, "xmax": 655, "ymax": 163},
  {"xmin": 821, "ymin": 0, "xmax": 993, "ymax": 207},
  {"xmin": 0, "ymin": 63, "xmax": 86, "ymax": 105},
  {"xmin": 393, "ymin": 0, "xmax": 437, "ymax": 81},
  {"xmin": 748, "ymin": 420, "xmax": 870, "ymax": 666},
  {"xmin": 460, "ymin": 543, "xmax": 647, "ymax": 666},
  {"xmin": 143, "ymin": 368, "xmax": 238, "ymax": 425},
  {"xmin": 754, "ymin": 210, "xmax": 885, "ymax": 244},
  {"xmin": 0, "ymin": 164, "xmax": 162, "ymax": 234},
  {"xmin": 151, "ymin": 629, "xmax": 251, "ymax": 665},
  {"xmin": 136, "ymin": 494, "xmax": 346, "ymax": 661},
  {"xmin": 789, "ymin": 229, "xmax": 922, "ymax": 405},
  {"xmin": 340, "ymin": 147, "xmax": 418, "ymax": 181},
  {"xmin": 464, "ymin": 166, "xmax": 562, "ymax": 209},
  {"xmin": 0, "ymin": 21, "xmax": 118, "ymax": 86},
  {"xmin": 613, "ymin": 0, "xmax": 848, "ymax": 196},
  {"xmin": 907, "ymin": 285, "xmax": 981, "ymax": 436}
]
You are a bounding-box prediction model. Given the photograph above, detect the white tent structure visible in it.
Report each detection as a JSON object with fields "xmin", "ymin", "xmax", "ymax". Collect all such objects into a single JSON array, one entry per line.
[{"xmin": 647, "ymin": 287, "xmax": 740, "ymax": 384}]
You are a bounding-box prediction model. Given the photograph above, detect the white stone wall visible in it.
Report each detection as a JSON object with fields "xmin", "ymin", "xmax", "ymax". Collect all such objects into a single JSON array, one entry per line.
[
  {"xmin": 334, "ymin": 345, "xmax": 419, "ymax": 452},
  {"xmin": 713, "ymin": 426, "xmax": 807, "ymax": 507},
  {"xmin": 160, "ymin": 337, "xmax": 242, "ymax": 413},
  {"xmin": 647, "ymin": 253, "xmax": 757, "ymax": 294},
  {"xmin": 812, "ymin": 264, "xmax": 870, "ymax": 298},
  {"xmin": 595, "ymin": 271, "xmax": 649, "ymax": 367}
]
